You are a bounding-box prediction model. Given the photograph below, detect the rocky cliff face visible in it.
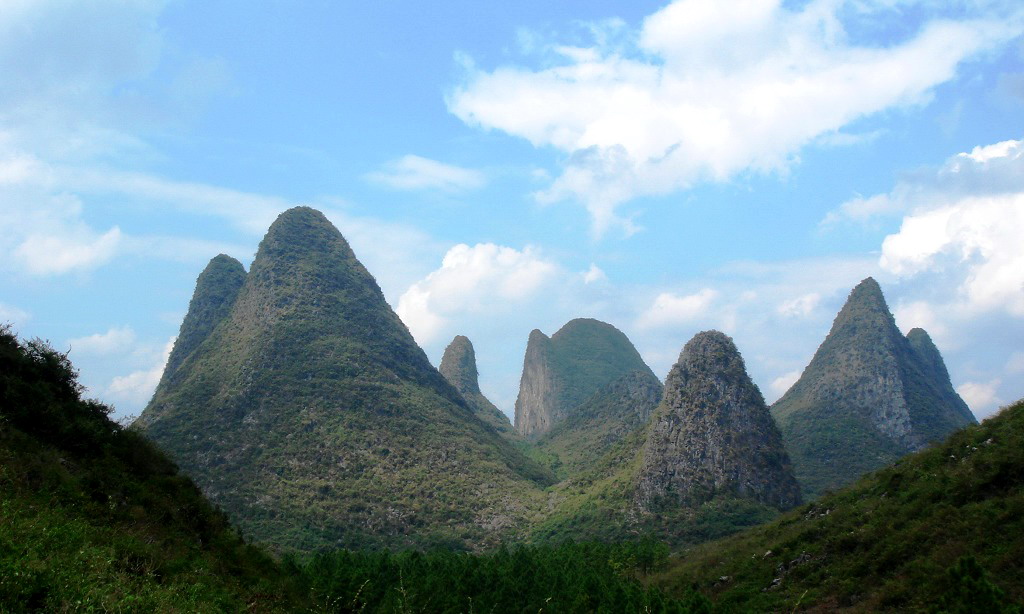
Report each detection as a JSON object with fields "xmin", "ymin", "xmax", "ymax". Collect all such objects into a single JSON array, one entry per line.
[
  {"xmin": 771, "ymin": 278, "xmax": 976, "ymax": 499},
  {"xmin": 535, "ymin": 369, "xmax": 662, "ymax": 479},
  {"xmin": 636, "ymin": 331, "xmax": 801, "ymax": 510},
  {"xmin": 138, "ymin": 207, "xmax": 551, "ymax": 551},
  {"xmin": 514, "ymin": 319, "xmax": 656, "ymax": 438},
  {"xmin": 439, "ymin": 335, "xmax": 514, "ymax": 435}
]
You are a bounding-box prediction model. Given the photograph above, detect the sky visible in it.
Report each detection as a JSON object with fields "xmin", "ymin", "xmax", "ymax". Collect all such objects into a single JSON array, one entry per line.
[{"xmin": 2, "ymin": 0, "xmax": 1023, "ymax": 422}]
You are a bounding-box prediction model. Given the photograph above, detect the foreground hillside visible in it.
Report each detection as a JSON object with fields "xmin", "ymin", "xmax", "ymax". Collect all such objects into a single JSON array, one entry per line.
[
  {"xmin": 655, "ymin": 398, "xmax": 1024, "ymax": 612},
  {"xmin": 0, "ymin": 327, "xmax": 298, "ymax": 611}
]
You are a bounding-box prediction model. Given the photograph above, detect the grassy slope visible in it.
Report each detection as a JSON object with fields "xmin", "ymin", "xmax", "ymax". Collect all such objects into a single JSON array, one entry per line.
[
  {"xmin": 654, "ymin": 399, "xmax": 1024, "ymax": 612},
  {"xmin": 0, "ymin": 329, "xmax": 299, "ymax": 612}
]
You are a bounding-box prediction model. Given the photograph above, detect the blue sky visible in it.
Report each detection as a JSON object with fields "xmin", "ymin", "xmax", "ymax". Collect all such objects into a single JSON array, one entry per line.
[{"xmin": 2, "ymin": 0, "xmax": 1023, "ymax": 420}]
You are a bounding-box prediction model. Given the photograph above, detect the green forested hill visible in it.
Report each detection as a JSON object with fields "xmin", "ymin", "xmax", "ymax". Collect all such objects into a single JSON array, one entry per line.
[
  {"xmin": 139, "ymin": 207, "xmax": 552, "ymax": 552},
  {"xmin": 0, "ymin": 326, "xmax": 701, "ymax": 613},
  {"xmin": 0, "ymin": 327, "xmax": 298, "ymax": 612},
  {"xmin": 772, "ymin": 278, "xmax": 976, "ymax": 500},
  {"xmin": 655, "ymin": 398, "xmax": 1024, "ymax": 612}
]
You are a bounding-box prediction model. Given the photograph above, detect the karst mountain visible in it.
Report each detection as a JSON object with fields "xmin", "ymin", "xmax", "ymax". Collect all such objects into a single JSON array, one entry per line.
[
  {"xmin": 771, "ymin": 277, "xmax": 976, "ymax": 499},
  {"xmin": 137, "ymin": 207, "xmax": 550, "ymax": 551},
  {"xmin": 438, "ymin": 335, "xmax": 514, "ymax": 436},
  {"xmin": 513, "ymin": 318, "xmax": 663, "ymax": 478},
  {"xmin": 636, "ymin": 331, "xmax": 801, "ymax": 511}
]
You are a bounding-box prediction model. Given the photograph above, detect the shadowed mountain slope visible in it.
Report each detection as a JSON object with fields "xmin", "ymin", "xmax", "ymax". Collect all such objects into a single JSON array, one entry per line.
[
  {"xmin": 514, "ymin": 318, "xmax": 657, "ymax": 438},
  {"xmin": 0, "ymin": 327, "xmax": 297, "ymax": 611}
]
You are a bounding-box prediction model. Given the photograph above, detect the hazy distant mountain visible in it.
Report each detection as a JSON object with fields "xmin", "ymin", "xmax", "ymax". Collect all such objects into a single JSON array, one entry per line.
[
  {"xmin": 138, "ymin": 207, "xmax": 551, "ymax": 551},
  {"xmin": 637, "ymin": 331, "xmax": 801, "ymax": 511},
  {"xmin": 514, "ymin": 318, "xmax": 658, "ymax": 438},
  {"xmin": 771, "ymin": 277, "xmax": 976, "ymax": 499},
  {"xmin": 438, "ymin": 335, "xmax": 514, "ymax": 436}
]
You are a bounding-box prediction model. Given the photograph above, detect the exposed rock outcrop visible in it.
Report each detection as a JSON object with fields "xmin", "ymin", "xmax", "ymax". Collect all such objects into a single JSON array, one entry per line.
[
  {"xmin": 636, "ymin": 331, "xmax": 801, "ymax": 511},
  {"xmin": 439, "ymin": 335, "xmax": 514, "ymax": 435},
  {"xmin": 771, "ymin": 278, "xmax": 976, "ymax": 499},
  {"xmin": 514, "ymin": 319, "xmax": 656, "ymax": 438}
]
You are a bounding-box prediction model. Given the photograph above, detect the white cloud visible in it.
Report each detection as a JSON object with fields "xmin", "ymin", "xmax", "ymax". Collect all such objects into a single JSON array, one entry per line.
[
  {"xmin": 69, "ymin": 326, "xmax": 137, "ymax": 356},
  {"xmin": 0, "ymin": 302, "xmax": 31, "ymax": 326},
  {"xmin": 449, "ymin": 0, "xmax": 1024, "ymax": 234},
  {"xmin": 881, "ymin": 193, "xmax": 1024, "ymax": 315},
  {"xmin": 957, "ymin": 378, "xmax": 1002, "ymax": 416},
  {"xmin": 893, "ymin": 300, "xmax": 951, "ymax": 347},
  {"xmin": 822, "ymin": 193, "xmax": 903, "ymax": 226},
  {"xmin": 769, "ymin": 370, "xmax": 801, "ymax": 403},
  {"xmin": 583, "ymin": 263, "xmax": 607, "ymax": 284},
  {"xmin": 636, "ymin": 288, "xmax": 718, "ymax": 330},
  {"xmin": 14, "ymin": 226, "xmax": 122, "ymax": 276},
  {"xmin": 105, "ymin": 336, "xmax": 174, "ymax": 409},
  {"xmin": 777, "ymin": 292, "xmax": 821, "ymax": 318},
  {"xmin": 366, "ymin": 155, "xmax": 486, "ymax": 192},
  {"xmin": 396, "ymin": 243, "xmax": 560, "ymax": 344}
]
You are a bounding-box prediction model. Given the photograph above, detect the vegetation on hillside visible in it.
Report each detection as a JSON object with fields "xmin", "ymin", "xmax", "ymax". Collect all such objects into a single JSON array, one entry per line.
[
  {"xmin": 0, "ymin": 326, "xmax": 706, "ymax": 613},
  {"xmin": 772, "ymin": 278, "xmax": 976, "ymax": 499},
  {"xmin": 292, "ymin": 541, "xmax": 709, "ymax": 613},
  {"xmin": 655, "ymin": 398, "xmax": 1024, "ymax": 612},
  {"xmin": 0, "ymin": 326, "xmax": 298, "ymax": 611},
  {"xmin": 140, "ymin": 208, "xmax": 553, "ymax": 552}
]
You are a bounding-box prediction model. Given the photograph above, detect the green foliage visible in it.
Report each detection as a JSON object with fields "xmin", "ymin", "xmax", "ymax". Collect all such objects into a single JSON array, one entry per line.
[
  {"xmin": 655, "ymin": 399, "xmax": 1024, "ymax": 612},
  {"xmin": 0, "ymin": 327, "xmax": 300, "ymax": 611},
  {"xmin": 294, "ymin": 541, "xmax": 704, "ymax": 613},
  {"xmin": 936, "ymin": 556, "xmax": 1022, "ymax": 614}
]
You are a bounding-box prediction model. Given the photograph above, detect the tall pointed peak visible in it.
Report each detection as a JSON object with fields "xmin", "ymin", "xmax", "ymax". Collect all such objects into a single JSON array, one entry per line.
[
  {"xmin": 440, "ymin": 335, "xmax": 481, "ymax": 396},
  {"xmin": 527, "ymin": 328, "xmax": 550, "ymax": 343},
  {"xmin": 257, "ymin": 206, "xmax": 356, "ymax": 264},
  {"xmin": 162, "ymin": 254, "xmax": 246, "ymax": 379},
  {"xmin": 674, "ymin": 330, "xmax": 748, "ymax": 378},
  {"xmin": 638, "ymin": 329, "xmax": 800, "ymax": 510},
  {"xmin": 772, "ymin": 279, "xmax": 977, "ymax": 499},
  {"xmin": 837, "ymin": 277, "xmax": 890, "ymax": 318}
]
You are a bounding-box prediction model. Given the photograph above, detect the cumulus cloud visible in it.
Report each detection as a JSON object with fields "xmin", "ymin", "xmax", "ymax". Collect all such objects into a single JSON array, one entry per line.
[
  {"xmin": 874, "ymin": 139, "xmax": 1024, "ymax": 317},
  {"xmin": 777, "ymin": 292, "xmax": 821, "ymax": 318},
  {"xmin": 957, "ymin": 379, "xmax": 1003, "ymax": 416},
  {"xmin": 69, "ymin": 326, "xmax": 137, "ymax": 356},
  {"xmin": 582, "ymin": 264, "xmax": 607, "ymax": 284},
  {"xmin": 396, "ymin": 243, "xmax": 560, "ymax": 344},
  {"xmin": 769, "ymin": 370, "xmax": 801, "ymax": 403},
  {"xmin": 636, "ymin": 288, "xmax": 718, "ymax": 330},
  {"xmin": 105, "ymin": 336, "xmax": 174, "ymax": 409},
  {"xmin": 449, "ymin": 0, "xmax": 1024, "ymax": 234},
  {"xmin": 0, "ymin": 302, "xmax": 31, "ymax": 326},
  {"xmin": 366, "ymin": 155, "xmax": 486, "ymax": 192}
]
